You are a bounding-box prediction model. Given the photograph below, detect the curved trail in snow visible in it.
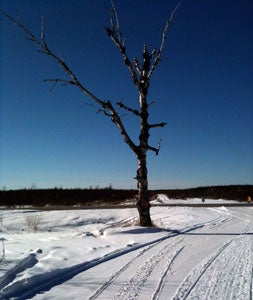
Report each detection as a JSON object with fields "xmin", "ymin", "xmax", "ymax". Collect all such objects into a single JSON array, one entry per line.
[
  {"xmin": 172, "ymin": 208, "xmax": 253, "ymax": 300},
  {"xmin": 172, "ymin": 235, "xmax": 253, "ymax": 300},
  {"xmin": 0, "ymin": 206, "xmax": 252, "ymax": 299}
]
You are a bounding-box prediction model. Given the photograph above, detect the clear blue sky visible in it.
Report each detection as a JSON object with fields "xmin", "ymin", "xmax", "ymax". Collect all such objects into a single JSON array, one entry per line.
[{"xmin": 0, "ymin": 0, "xmax": 252, "ymax": 190}]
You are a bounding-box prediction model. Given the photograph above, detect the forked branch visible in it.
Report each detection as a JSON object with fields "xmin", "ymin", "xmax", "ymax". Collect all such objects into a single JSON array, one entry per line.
[
  {"xmin": 105, "ymin": 3, "xmax": 140, "ymax": 90},
  {"xmin": 148, "ymin": 139, "xmax": 162, "ymax": 155},
  {"xmin": 148, "ymin": 2, "xmax": 181, "ymax": 79}
]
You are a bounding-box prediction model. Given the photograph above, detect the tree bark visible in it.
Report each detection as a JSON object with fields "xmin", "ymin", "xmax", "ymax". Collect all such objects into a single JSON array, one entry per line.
[
  {"xmin": 136, "ymin": 89, "xmax": 152, "ymax": 227},
  {"xmin": 136, "ymin": 153, "xmax": 152, "ymax": 227}
]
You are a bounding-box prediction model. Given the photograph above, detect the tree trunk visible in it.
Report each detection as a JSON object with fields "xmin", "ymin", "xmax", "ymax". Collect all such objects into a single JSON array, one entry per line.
[
  {"xmin": 136, "ymin": 153, "xmax": 152, "ymax": 227},
  {"xmin": 0, "ymin": 2, "xmax": 175, "ymax": 229}
]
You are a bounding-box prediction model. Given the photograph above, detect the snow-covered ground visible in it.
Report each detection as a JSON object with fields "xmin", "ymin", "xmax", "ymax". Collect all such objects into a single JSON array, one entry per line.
[{"xmin": 0, "ymin": 196, "xmax": 252, "ymax": 299}]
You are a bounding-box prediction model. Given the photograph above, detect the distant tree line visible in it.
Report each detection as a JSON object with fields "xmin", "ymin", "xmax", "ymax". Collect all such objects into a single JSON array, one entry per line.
[
  {"xmin": 152, "ymin": 185, "xmax": 253, "ymax": 202},
  {"xmin": 0, "ymin": 187, "xmax": 136, "ymax": 207},
  {"xmin": 0, "ymin": 185, "xmax": 252, "ymax": 207}
]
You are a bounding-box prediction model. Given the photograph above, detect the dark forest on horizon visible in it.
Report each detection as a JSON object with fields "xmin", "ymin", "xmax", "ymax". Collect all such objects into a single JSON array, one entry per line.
[{"xmin": 0, "ymin": 185, "xmax": 252, "ymax": 207}]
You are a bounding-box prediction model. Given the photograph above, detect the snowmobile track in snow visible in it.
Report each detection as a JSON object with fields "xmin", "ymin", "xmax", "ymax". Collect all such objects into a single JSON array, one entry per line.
[
  {"xmin": 0, "ymin": 208, "xmax": 250, "ymax": 299},
  {"xmin": 88, "ymin": 235, "xmax": 183, "ymax": 300},
  {"xmin": 173, "ymin": 239, "xmax": 234, "ymax": 300},
  {"xmin": 173, "ymin": 231, "xmax": 253, "ymax": 299},
  {"xmin": 151, "ymin": 246, "xmax": 184, "ymax": 300},
  {"xmin": 115, "ymin": 240, "xmax": 184, "ymax": 300}
]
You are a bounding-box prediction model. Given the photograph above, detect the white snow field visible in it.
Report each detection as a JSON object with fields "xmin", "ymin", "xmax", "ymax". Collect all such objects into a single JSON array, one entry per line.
[{"xmin": 0, "ymin": 196, "xmax": 252, "ymax": 299}]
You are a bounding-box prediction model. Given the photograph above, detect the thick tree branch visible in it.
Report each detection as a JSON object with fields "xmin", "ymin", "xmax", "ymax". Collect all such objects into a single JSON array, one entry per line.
[
  {"xmin": 0, "ymin": 8, "xmax": 138, "ymax": 155},
  {"xmin": 106, "ymin": 101, "xmax": 138, "ymax": 154},
  {"xmin": 0, "ymin": 9, "xmax": 107, "ymax": 108}
]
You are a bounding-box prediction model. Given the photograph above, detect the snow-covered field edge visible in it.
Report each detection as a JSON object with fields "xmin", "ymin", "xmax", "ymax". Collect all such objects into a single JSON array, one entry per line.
[{"xmin": 0, "ymin": 196, "xmax": 252, "ymax": 299}]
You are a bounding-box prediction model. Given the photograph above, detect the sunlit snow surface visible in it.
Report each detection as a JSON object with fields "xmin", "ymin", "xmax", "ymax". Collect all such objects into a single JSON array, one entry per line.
[{"xmin": 0, "ymin": 196, "xmax": 252, "ymax": 299}]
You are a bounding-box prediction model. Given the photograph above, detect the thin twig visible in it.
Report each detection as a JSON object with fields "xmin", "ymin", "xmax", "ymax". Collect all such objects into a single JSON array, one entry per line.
[
  {"xmin": 110, "ymin": 0, "xmax": 120, "ymax": 40},
  {"xmin": 44, "ymin": 79, "xmax": 75, "ymax": 92}
]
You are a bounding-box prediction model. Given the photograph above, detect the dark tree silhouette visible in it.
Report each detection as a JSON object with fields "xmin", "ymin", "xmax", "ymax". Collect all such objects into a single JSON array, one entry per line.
[{"xmin": 0, "ymin": 1, "xmax": 180, "ymax": 226}]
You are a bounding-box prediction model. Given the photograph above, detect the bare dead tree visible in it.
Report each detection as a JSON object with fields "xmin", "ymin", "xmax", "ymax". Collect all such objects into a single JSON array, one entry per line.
[{"xmin": 0, "ymin": 2, "xmax": 180, "ymax": 227}]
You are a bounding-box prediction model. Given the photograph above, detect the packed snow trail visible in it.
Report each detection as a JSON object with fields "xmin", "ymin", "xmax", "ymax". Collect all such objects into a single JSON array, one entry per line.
[
  {"xmin": 171, "ymin": 207, "xmax": 253, "ymax": 300},
  {"xmin": 49, "ymin": 206, "xmax": 252, "ymax": 300},
  {"xmin": 172, "ymin": 235, "xmax": 253, "ymax": 300},
  {"xmin": 0, "ymin": 204, "xmax": 252, "ymax": 299}
]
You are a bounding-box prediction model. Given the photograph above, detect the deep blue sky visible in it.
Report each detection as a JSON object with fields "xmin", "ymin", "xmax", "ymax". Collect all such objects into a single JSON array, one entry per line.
[{"xmin": 0, "ymin": 0, "xmax": 252, "ymax": 190}]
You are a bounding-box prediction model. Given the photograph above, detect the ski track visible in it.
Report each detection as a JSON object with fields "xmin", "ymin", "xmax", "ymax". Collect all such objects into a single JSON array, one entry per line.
[
  {"xmin": 173, "ymin": 209, "xmax": 253, "ymax": 300},
  {"xmin": 173, "ymin": 235, "xmax": 253, "ymax": 300},
  {"xmin": 151, "ymin": 247, "xmax": 184, "ymax": 300},
  {"xmin": 88, "ymin": 238, "xmax": 183, "ymax": 300},
  {"xmin": 115, "ymin": 240, "xmax": 183, "ymax": 300}
]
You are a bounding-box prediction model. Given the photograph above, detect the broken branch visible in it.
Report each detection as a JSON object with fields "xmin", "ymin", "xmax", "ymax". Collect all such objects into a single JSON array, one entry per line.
[
  {"xmin": 116, "ymin": 101, "xmax": 140, "ymax": 116},
  {"xmin": 148, "ymin": 139, "xmax": 162, "ymax": 155},
  {"xmin": 148, "ymin": 122, "xmax": 167, "ymax": 129}
]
